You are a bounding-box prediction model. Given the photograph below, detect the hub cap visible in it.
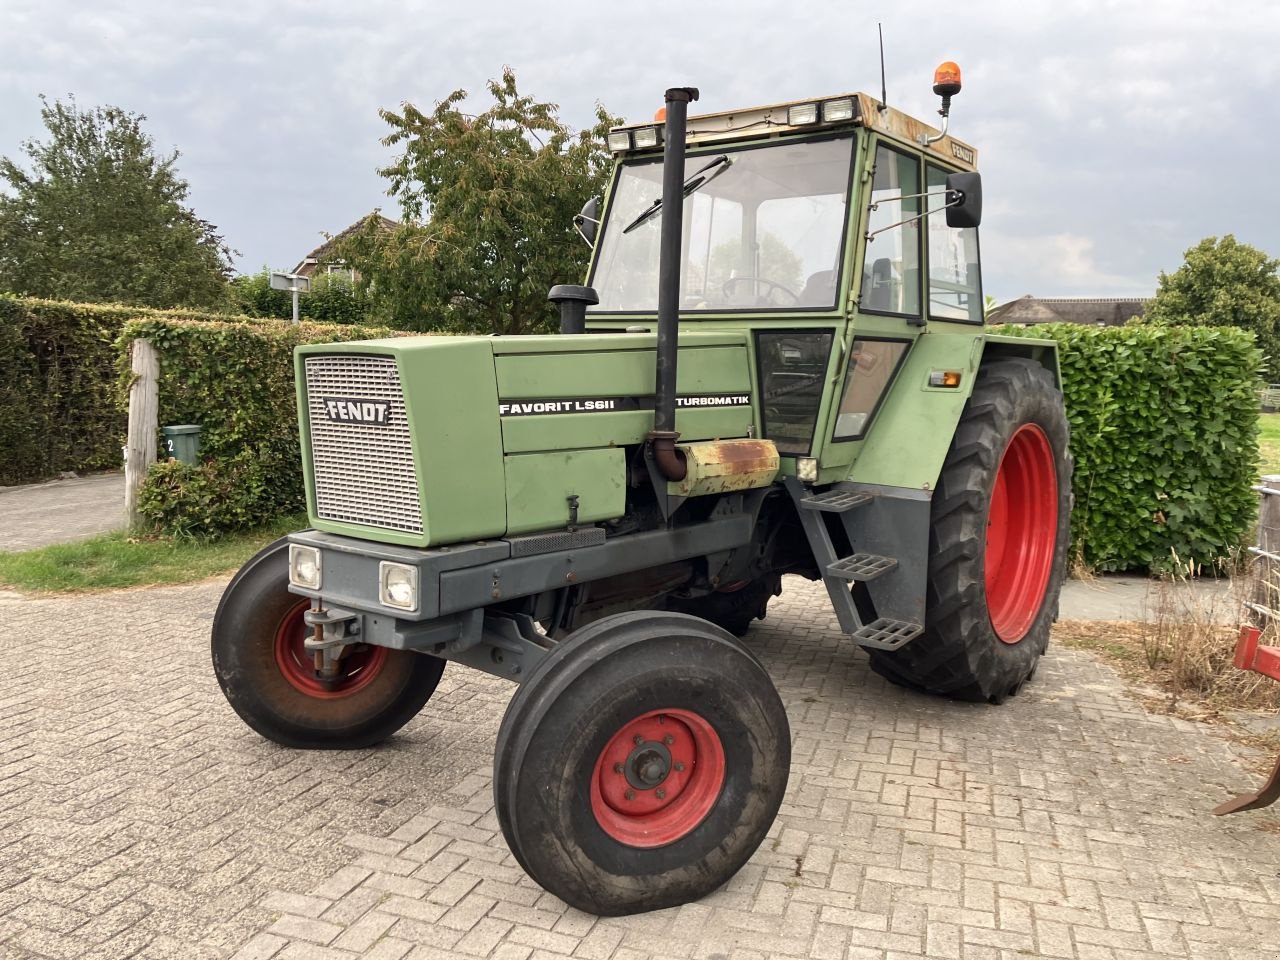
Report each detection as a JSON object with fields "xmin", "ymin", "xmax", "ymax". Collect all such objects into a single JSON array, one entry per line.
[
  {"xmin": 985, "ymin": 423, "xmax": 1059, "ymax": 644},
  {"xmin": 273, "ymin": 600, "xmax": 388, "ymax": 699},
  {"xmin": 590, "ymin": 708, "xmax": 725, "ymax": 848}
]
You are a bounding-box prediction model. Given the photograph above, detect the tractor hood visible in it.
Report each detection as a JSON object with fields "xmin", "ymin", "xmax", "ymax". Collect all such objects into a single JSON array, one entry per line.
[{"xmin": 294, "ymin": 331, "xmax": 756, "ymax": 548}]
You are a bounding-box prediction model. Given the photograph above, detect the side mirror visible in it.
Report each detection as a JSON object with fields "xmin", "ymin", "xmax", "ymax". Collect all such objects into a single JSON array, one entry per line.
[
  {"xmin": 945, "ymin": 172, "xmax": 982, "ymax": 228},
  {"xmin": 573, "ymin": 197, "xmax": 601, "ymax": 246}
]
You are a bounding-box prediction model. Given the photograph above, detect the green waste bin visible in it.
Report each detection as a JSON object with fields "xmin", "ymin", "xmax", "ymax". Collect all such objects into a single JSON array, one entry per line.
[{"xmin": 161, "ymin": 424, "xmax": 202, "ymax": 465}]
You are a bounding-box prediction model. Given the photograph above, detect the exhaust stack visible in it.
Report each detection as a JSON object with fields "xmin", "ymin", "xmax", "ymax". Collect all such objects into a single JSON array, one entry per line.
[{"xmin": 648, "ymin": 86, "xmax": 698, "ymax": 483}]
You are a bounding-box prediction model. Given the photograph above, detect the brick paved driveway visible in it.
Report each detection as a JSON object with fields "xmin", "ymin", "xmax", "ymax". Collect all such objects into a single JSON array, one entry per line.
[{"xmin": 2, "ymin": 577, "xmax": 1279, "ymax": 960}]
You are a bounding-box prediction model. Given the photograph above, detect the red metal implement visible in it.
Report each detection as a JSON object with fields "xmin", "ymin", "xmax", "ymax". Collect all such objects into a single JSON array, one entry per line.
[{"xmin": 1214, "ymin": 625, "xmax": 1280, "ymax": 815}]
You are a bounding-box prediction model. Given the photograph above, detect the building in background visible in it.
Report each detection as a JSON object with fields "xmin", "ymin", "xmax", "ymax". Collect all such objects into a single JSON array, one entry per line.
[
  {"xmin": 292, "ymin": 214, "xmax": 397, "ymax": 281},
  {"xmin": 986, "ymin": 295, "xmax": 1151, "ymax": 327}
]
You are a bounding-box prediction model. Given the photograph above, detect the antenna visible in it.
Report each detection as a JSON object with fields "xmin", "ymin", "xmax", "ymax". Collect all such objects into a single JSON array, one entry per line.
[{"xmin": 877, "ymin": 23, "xmax": 888, "ymax": 112}]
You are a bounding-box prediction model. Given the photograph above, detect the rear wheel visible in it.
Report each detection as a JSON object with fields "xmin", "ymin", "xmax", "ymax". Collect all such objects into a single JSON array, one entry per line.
[
  {"xmin": 212, "ymin": 538, "xmax": 446, "ymax": 748},
  {"xmin": 869, "ymin": 359, "xmax": 1072, "ymax": 702},
  {"xmin": 493, "ymin": 612, "xmax": 789, "ymax": 915}
]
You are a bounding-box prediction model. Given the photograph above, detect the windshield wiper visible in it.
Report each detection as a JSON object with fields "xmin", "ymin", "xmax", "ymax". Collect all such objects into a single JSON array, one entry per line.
[{"xmin": 622, "ymin": 155, "xmax": 733, "ymax": 234}]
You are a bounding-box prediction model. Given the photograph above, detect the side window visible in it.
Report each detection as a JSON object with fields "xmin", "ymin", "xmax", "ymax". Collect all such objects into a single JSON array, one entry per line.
[
  {"xmin": 833, "ymin": 338, "xmax": 911, "ymax": 440},
  {"xmin": 861, "ymin": 144, "xmax": 920, "ymax": 317},
  {"xmin": 926, "ymin": 164, "xmax": 983, "ymax": 322}
]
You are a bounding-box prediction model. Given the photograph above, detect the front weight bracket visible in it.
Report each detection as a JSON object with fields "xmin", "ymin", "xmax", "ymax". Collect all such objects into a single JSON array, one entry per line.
[{"xmin": 303, "ymin": 606, "xmax": 364, "ymax": 688}]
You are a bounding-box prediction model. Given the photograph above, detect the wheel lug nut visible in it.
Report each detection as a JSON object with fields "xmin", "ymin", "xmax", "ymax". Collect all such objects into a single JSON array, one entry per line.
[
  {"xmin": 633, "ymin": 735, "xmax": 644, "ymax": 745},
  {"xmin": 625, "ymin": 790, "xmax": 636, "ymax": 800},
  {"xmin": 613, "ymin": 763, "xmax": 624, "ymax": 773},
  {"xmin": 663, "ymin": 734, "xmax": 674, "ymax": 745},
  {"xmin": 674, "ymin": 762, "xmax": 685, "ymax": 772},
  {"xmin": 655, "ymin": 788, "xmax": 666, "ymax": 799}
]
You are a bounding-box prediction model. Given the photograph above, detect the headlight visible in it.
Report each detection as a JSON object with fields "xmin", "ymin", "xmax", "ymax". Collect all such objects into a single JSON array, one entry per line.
[
  {"xmin": 632, "ymin": 126, "xmax": 663, "ymax": 149},
  {"xmin": 379, "ymin": 561, "xmax": 419, "ymax": 612},
  {"xmin": 607, "ymin": 130, "xmax": 632, "ymax": 152},
  {"xmin": 797, "ymin": 457, "xmax": 820, "ymax": 482},
  {"xmin": 288, "ymin": 544, "xmax": 322, "ymax": 589},
  {"xmin": 822, "ymin": 98, "xmax": 856, "ymax": 122},
  {"xmin": 787, "ymin": 103, "xmax": 818, "ymax": 125}
]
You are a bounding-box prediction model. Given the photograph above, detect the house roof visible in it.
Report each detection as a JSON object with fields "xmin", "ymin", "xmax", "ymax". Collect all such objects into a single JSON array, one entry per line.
[
  {"xmin": 291, "ymin": 213, "xmax": 397, "ymax": 274},
  {"xmin": 987, "ymin": 295, "xmax": 1152, "ymax": 326}
]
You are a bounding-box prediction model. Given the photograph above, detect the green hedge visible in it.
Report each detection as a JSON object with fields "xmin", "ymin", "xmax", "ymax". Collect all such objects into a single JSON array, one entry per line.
[
  {"xmin": 121, "ymin": 318, "xmax": 412, "ymax": 537},
  {"xmin": 0, "ymin": 296, "xmax": 247, "ymax": 484},
  {"xmin": 112, "ymin": 312, "xmax": 1261, "ymax": 564},
  {"xmin": 996, "ymin": 323, "xmax": 1261, "ymax": 572}
]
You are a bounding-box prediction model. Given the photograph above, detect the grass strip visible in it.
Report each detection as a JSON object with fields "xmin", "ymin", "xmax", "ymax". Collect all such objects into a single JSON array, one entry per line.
[{"xmin": 0, "ymin": 514, "xmax": 306, "ymax": 593}]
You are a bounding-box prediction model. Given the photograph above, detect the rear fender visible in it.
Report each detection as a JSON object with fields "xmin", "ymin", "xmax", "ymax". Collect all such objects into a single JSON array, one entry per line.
[
  {"xmin": 980, "ymin": 333, "xmax": 1062, "ymax": 389},
  {"xmin": 844, "ymin": 332, "xmax": 1060, "ymax": 493},
  {"xmin": 831, "ymin": 333, "xmax": 1060, "ymax": 629}
]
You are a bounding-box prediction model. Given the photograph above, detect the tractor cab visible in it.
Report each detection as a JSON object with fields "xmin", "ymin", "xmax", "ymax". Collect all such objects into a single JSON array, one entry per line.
[
  {"xmin": 580, "ymin": 80, "xmax": 985, "ymax": 477},
  {"xmin": 588, "ymin": 90, "xmax": 986, "ymax": 322}
]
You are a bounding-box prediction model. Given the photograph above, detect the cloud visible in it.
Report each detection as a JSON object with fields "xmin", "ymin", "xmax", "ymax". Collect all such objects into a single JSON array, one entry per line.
[
  {"xmin": 983, "ymin": 230, "xmax": 1147, "ymax": 299},
  {"xmin": 1, "ymin": 0, "xmax": 1277, "ymax": 285}
]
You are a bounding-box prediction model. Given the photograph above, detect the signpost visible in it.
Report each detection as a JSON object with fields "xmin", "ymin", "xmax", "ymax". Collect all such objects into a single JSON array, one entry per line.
[{"xmin": 270, "ymin": 271, "xmax": 311, "ymax": 324}]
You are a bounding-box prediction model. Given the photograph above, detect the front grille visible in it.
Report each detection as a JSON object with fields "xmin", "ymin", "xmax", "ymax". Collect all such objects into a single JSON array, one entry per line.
[{"xmin": 304, "ymin": 355, "xmax": 423, "ymax": 534}]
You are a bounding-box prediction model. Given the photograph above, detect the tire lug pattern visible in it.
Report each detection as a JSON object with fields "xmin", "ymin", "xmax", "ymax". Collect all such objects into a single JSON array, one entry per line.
[{"xmin": 867, "ymin": 359, "xmax": 1073, "ymax": 703}]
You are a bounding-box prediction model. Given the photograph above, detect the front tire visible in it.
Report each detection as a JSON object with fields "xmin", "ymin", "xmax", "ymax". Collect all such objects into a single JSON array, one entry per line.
[
  {"xmin": 493, "ymin": 612, "xmax": 790, "ymax": 915},
  {"xmin": 869, "ymin": 359, "xmax": 1072, "ymax": 703},
  {"xmin": 212, "ymin": 537, "xmax": 445, "ymax": 748}
]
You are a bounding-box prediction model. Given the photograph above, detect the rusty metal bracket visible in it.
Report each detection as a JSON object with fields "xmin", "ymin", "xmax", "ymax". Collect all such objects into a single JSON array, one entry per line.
[
  {"xmin": 1214, "ymin": 754, "xmax": 1280, "ymax": 815},
  {"xmin": 301, "ymin": 605, "xmax": 363, "ymax": 690},
  {"xmin": 304, "ymin": 605, "xmax": 361, "ymax": 650},
  {"xmin": 1215, "ymin": 624, "xmax": 1280, "ymax": 814}
]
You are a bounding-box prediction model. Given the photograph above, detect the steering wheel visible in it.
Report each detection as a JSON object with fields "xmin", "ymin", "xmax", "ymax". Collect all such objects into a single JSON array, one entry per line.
[{"xmin": 722, "ymin": 276, "xmax": 800, "ymax": 306}]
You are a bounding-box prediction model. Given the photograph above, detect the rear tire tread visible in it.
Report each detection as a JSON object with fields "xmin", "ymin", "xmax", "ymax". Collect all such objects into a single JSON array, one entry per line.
[{"xmin": 869, "ymin": 359, "xmax": 1073, "ymax": 702}]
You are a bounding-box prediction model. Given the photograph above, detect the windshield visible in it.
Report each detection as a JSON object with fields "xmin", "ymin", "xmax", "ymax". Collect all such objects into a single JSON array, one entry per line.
[{"xmin": 589, "ymin": 135, "xmax": 856, "ymax": 313}]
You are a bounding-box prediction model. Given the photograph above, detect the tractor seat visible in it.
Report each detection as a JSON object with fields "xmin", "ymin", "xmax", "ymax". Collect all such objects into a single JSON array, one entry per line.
[{"xmin": 800, "ymin": 270, "xmax": 836, "ymax": 306}]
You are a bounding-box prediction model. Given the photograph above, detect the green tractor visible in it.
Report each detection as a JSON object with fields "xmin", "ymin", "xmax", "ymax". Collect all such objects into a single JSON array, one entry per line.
[{"xmin": 213, "ymin": 64, "xmax": 1072, "ymax": 915}]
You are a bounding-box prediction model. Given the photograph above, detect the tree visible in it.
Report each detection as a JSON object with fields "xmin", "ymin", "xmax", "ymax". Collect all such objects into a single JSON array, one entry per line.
[
  {"xmin": 1141, "ymin": 235, "xmax": 1280, "ymax": 379},
  {"xmin": 0, "ymin": 97, "xmax": 233, "ymax": 309},
  {"xmin": 340, "ymin": 69, "xmax": 619, "ymax": 334}
]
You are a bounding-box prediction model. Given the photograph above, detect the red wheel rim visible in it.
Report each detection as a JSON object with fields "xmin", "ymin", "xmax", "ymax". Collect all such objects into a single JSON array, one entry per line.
[
  {"xmin": 590, "ymin": 708, "xmax": 725, "ymax": 848},
  {"xmin": 985, "ymin": 424, "xmax": 1058, "ymax": 644},
  {"xmin": 273, "ymin": 600, "xmax": 388, "ymax": 699}
]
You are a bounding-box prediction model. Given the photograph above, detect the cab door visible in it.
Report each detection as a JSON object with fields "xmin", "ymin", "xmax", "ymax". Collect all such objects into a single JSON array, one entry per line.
[{"xmin": 814, "ymin": 139, "xmax": 923, "ymax": 478}]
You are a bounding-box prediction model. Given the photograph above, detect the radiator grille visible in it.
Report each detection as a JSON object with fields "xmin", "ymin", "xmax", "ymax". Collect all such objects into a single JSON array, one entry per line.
[{"xmin": 304, "ymin": 355, "xmax": 423, "ymax": 534}]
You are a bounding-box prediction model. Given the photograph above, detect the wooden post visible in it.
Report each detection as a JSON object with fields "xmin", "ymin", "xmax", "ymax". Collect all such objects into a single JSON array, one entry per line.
[{"xmin": 124, "ymin": 339, "xmax": 159, "ymax": 531}]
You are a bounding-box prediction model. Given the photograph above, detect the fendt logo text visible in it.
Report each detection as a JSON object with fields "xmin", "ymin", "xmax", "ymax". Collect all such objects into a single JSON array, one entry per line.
[{"xmin": 322, "ymin": 398, "xmax": 391, "ymax": 425}]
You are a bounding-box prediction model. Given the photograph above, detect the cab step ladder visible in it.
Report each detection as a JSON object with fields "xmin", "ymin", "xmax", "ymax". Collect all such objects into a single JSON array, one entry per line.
[{"xmin": 785, "ymin": 478, "xmax": 922, "ymax": 652}]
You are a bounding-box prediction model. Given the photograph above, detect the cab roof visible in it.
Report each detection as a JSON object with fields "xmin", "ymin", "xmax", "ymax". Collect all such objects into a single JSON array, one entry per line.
[{"xmin": 611, "ymin": 92, "xmax": 978, "ymax": 172}]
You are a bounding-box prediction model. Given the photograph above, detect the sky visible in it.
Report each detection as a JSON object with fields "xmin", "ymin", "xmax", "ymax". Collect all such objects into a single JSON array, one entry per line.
[{"xmin": 2, "ymin": 0, "xmax": 1277, "ymax": 304}]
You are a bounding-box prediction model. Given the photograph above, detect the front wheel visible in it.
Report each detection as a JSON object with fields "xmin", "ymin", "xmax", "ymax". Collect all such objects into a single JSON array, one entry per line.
[
  {"xmin": 869, "ymin": 359, "xmax": 1072, "ymax": 703},
  {"xmin": 212, "ymin": 537, "xmax": 445, "ymax": 748},
  {"xmin": 493, "ymin": 612, "xmax": 790, "ymax": 915}
]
